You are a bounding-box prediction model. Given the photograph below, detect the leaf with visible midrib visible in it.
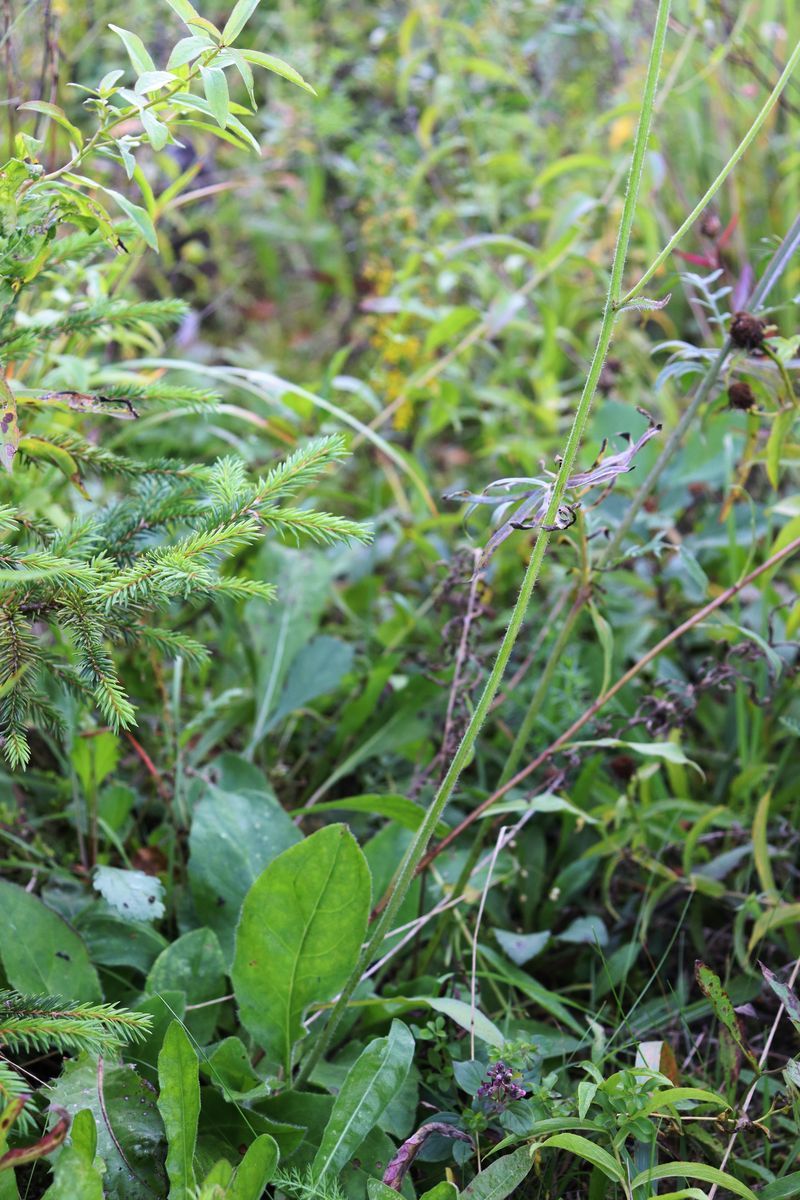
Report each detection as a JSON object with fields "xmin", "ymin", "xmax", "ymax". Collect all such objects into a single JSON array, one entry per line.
[
  {"xmin": 462, "ymin": 1146, "xmax": 532, "ymax": 1200},
  {"xmin": 157, "ymin": 1022, "xmax": 199, "ymax": 1200},
  {"xmin": 0, "ymin": 880, "xmax": 100, "ymax": 1001},
  {"xmin": 312, "ymin": 1020, "xmax": 415, "ymax": 1182},
  {"xmin": 232, "ymin": 824, "xmax": 371, "ymax": 1075}
]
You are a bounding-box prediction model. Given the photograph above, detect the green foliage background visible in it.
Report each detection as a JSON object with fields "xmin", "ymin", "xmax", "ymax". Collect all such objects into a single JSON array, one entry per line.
[{"xmin": 0, "ymin": 0, "xmax": 799, "ymax": 1197}]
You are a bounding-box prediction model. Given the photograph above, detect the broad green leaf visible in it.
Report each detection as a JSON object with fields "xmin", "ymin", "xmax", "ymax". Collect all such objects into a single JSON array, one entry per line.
[
  {"xmin": 200, "ymin": 1161, "xmax": 234, "ymax": 1191},
  {"xmin": 199, "ymin": 1089, "xmax": 305, "ymax": 1163},
  {"xmin": 140, "ymin": 109, "xmax": 170, "ymax": 151},
  {"xmin": 484, "ymin": 791, "xmax": 597, "ymax": 823},
  {"xmin": 312, "ymin": 1020, "xmax": 415, "ymax": 1181},
  {"xmin": 18, "ymin": 101, "xmax": 83, "ymax": 147},
  {"xmin": 109, "ymin": 25, "xmax": 156, "ymax": 75},
  {"xmin": 229, "ymin": 1134, "xmax": 279, "ymax": 1199},
  {"xmin": 461, "ymin": 1146, "xmax": 532, "ymax": 1200},
  {"xmin": 494, "ymin": 929, "xmax": 550, "ymax": 965},
  {"xmin": 577, "ymin": 1080, "xmax": 597, "ymax": 1120},
  {"xmin": 157, "ymin": 1022, "xmax": 200, "ymax": 1200},
  {"xmin": 73, "ymin": 907, "xmax": 168, "ymax": 974},
  {"xmin": 239, "ymin": 49, "xmax": 316, "ymax": 95},
  {"xmin": 695, "ymin": 962, "xmax": 759, "ymax": 1072},
  {"xmin": 760, "ymin": 963, "xmax": 800, "ymax": 1037},
  {"xmin": 167, "ymin": 36, "xmax": 214, "ymax": 70},
  {"xmin": 368, "ymin": 1183, "xmax": 401, "ymax": 1200},
  {"xmin": 188, "ymin": 772, "xmax": 301, "ymax": 963},
  {"xmin": 572, "ymin": 738, "xmax": 704, "ymax": 775},
  {"xmin": 537, "ymin": 1134, "xmax": 624, "ymax": 1185},
  {"xmin": 132, "ymin": 992, "xmax": 187, "ymax": 1081},
  {"xmin": 631, "ymin": 1086, "xmax": 729, "ymax": 1119},
  {"xmin": 630, "ymin": 1162, "xmax": 758, "ymax": 1200},
  {"xmin": 645, "ymin": 1192, "xmax": 709, "ymax": 1200},
  {"xmin": 761, "ymin": 1173, "xmax": 800, "ymax": 1200},
  {"xmin": 49, "ymin": 1055, "xmax": 167, "ymax": 1200},
  {"xmin": 146, "ymin": 928, "xmax": 226, "ymax": 1042},
  {"xmin": 134, "ymin": 70, "xmax": 176, "ymax": 94},
  {"xmin": 297, "ymin": 792, "xmax": 449, "ymax": 837},
  {"xmin": 164, "ymin": 0, "xmax": 202, "ymax": 25},
  {"xmin": 199, "ymin": 1037, "xmax": 262, "ymax": 1099},
  {"xmin": 200, "ymin": 65, "xmax": 229, "ymax": 128},
  {"xmin": 246, "ymin": 549, "xmax": 337, "ymax": 753},
  {"xmin": 556, "ymin": 916, "xmax": 608, "ymax": 947},
  {"xmin": 0, "ymin": 880, "xmax": 100, "ymax": 1000},
  {"xmin": 419, "ymin": 1185, "xmax": 459, "ymax": 1200},
  {"xmin": 265, "ymin": 635, "xmax": 354, "ymax": 732},
  {"xmin": 93, "ymin": 866, "xmax": 165, "ymax": 922},
  {"xmin": 224, "ymin": 49, "xmax": 256, "ymax": 107},
  {"xmin": 41, "ymin": 1109, "xmax": 103, "ymax": 1200},
  {"xmin": 221, "ymin": 0, "xmax": 262, "ymax": 43},
  {"xmin": 425, "ymin": 997, "xmax": 504, "ymax": 1048},
  {"xmin": 100, "ymin": 186, "xmax": 159, "ymax": 250},
  {"xmin": 185, "ymin": 15, "xmax": 223, "ymax": 39},
  {"xmin": 232, "ymin": 824, "xmax": 371, "ymax": 1074}
]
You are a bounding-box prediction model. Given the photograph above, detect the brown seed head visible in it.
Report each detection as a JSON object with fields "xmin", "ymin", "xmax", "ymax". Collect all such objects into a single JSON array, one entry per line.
[
  {"xmin": 727, "ymin": 381, "xmax": 756, "ymax": 411},
  {"xmin": 730, "ymin": 311, "xmax": 766, "ymax": 351}
]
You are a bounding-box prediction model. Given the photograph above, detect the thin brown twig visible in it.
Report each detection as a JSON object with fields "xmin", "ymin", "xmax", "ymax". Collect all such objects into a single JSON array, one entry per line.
[{"xmin": 414, "ymin": 533, "xmax": 800, "ymax": 877}]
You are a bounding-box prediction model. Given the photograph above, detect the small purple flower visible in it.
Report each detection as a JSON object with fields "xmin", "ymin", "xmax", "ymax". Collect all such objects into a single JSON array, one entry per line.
[{"xmin": 476, "ymin": 1061, "xmax": 527, "ymax": 1111}]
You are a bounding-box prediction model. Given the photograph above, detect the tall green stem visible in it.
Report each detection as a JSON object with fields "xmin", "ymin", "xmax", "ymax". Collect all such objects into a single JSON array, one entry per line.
[
  {"xmin": 617, "ymin": 36, "xmax": 800, "ymax": 308},
  {"xmin": 295, "ymin": 0, "xmax": 673, "ymax": 1086}
]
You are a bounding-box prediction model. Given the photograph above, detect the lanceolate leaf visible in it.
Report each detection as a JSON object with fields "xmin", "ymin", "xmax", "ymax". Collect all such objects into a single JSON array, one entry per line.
[
  {"xmin": 229, "ymin": 1133, "xmax": 278, "ymax": 1199},
  {"xmin": 695, "ymin": 962, "xmax": 759, "ymax": 1073},
  {"xmin": 461, "ymin": 1146, "xmax": 532, "ymax": 1200},
  {"xmin": 312, "ymin": 1020, "xmax": 415, "ymax": 1182},
  {"xmin": 536, "ymin": 1134, "xmax": 624, "ymax": 1184},
  {"xmin": 108, "ymin": 25, "xmax": 156, "ymax": 75},
  {"xmin": 221, "ymin": 0, "xmax": 262, "ymax": 43},
  {"xmin": 157, "ymin": 1022, "xmax": 199, "ymax": 1200},
  {"xmin": 0, "ymin": 881, "xmax": 100, "ymax": 1001},
  {"xmin": 629, "ymin": 1161, "xmax": 758, "ymax": 1200},
  {"xmin": 232, "ymin": 824, "xmax": 371, "ymax": 1074}
]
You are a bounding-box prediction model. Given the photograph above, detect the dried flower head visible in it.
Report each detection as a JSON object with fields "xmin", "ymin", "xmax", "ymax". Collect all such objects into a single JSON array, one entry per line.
[
  {"xmin": 727, "ymin": 381, "xmax": 757, "ymax": 411},
  {"xmin": 446, "ymin": 409, "xmax": 661, "ymax": 568},
  {"xmin": 730, "ymin": 311, "xmax": 767, "ymax": 352}
]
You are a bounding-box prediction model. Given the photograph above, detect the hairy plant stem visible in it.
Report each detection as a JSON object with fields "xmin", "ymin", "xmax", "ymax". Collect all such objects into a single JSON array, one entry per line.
[
  {"xmin": 601, "ymin": 211, "xmax": 800, "ymax": 563},
  {"xmin": 295, "ymin": 0, "xmax": 673, "ymax": 1087},
  {"xmin": 414, "ymin": 585, "xmax": 589, "ymax": 975}
]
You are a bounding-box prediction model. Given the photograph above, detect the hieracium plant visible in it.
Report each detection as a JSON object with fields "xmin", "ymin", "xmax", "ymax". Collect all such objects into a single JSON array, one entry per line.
[{"xmin": 0, "ymin": 0, "xmax": 367, "ymax": 770}]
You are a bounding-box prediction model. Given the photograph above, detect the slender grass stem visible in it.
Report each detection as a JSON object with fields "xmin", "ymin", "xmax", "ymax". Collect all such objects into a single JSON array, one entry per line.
[
  {"xmin": 617, "ymin": 36, "xmax": 800, "ymax": 308},
  {"xmin": 295, "ymin": 0, "xmax": 673, "ymax": 1086}
]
